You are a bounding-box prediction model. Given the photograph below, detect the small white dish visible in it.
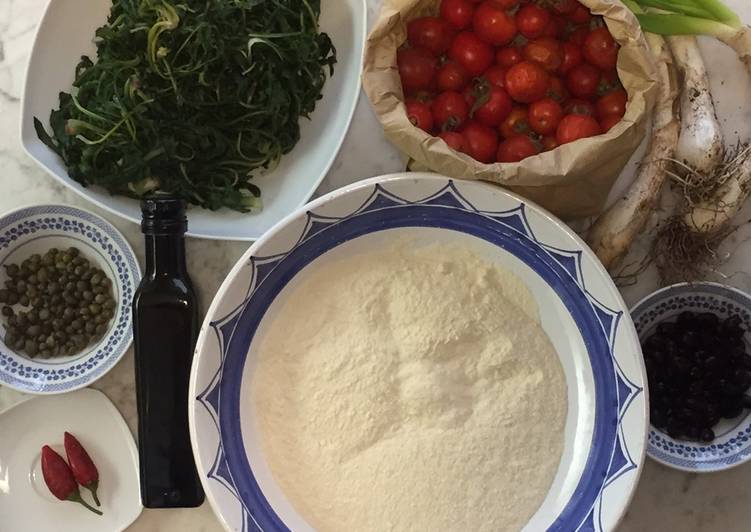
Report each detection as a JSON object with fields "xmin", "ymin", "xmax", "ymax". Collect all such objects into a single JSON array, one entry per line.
[
  {"xmin": 631, "ymin": 282, "xmax": 751, "ymax": 472},
  {"xmin": 20, "ymin": 0, "xmax": 366, "ymax": 241},
  {"xmin": 0, "ymin": 204, "xmax": 140, "ymax": 394},
  {"xmin": 0, "ymin": 388, "xmax": 142, "ymax": 532}
]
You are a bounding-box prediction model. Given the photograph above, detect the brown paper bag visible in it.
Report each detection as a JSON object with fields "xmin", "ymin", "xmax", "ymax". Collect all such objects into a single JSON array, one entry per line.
[{"xmin": 362, "ymin": 0, "xmax": 658, "ymax": 219}]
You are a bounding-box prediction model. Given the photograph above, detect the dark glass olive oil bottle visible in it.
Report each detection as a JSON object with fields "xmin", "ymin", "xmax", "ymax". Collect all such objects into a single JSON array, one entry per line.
[{"xmin": 132, "ymin": 197, "xmax": 204, "ymax": 508}]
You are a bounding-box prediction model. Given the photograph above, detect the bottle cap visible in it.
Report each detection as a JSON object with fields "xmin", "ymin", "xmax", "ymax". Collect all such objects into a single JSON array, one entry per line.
[{"xmin": 140, "ymin": 195, "xmax": 188, "ymax": 235}]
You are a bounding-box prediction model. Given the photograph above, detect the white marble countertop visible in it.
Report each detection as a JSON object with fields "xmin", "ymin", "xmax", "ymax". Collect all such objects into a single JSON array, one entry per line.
[{"xmin": 3, "ymin": 0, "xmax": 751, "ymax": 531}]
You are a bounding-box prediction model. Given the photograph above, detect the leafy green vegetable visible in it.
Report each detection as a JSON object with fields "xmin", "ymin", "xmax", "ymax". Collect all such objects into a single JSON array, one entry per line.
[{"xmin": 35, "ymin": 0, "xmax": 336, "ymax": 212}]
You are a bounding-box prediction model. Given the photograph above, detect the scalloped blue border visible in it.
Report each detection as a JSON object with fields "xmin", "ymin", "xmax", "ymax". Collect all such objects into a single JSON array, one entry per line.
[
  {"xmin": 197, "ymin": 181, "xmax": 642, "ymax": 532},
  {"xmin": 0, "ymin": 205, "xmax": 139, "ymax": 393}
]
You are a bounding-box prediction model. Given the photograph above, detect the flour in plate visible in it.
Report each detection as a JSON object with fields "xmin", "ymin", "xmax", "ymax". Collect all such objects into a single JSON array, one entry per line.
[{"xmin": 252, "ymin": 241, "xmax": 568, "ymax": 531}]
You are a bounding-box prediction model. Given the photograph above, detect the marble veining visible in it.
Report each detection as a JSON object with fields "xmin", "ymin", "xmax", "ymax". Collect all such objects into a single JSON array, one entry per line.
[{"xmin": 2, "ymin": 0, "xmax": 751, "ymax": 531}]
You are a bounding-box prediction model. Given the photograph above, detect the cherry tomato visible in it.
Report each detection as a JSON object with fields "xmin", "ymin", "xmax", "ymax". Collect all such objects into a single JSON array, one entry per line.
[
  {"xmin": 505, "ymin": 61, "xmax": 551, "ymax": 103},
  {"xmin": 463, "ymin": 84, "xmax": 477, "ymax": 108},
  {"xmin": 568, "ymin": 4, "xmax": 592, "ymax": 25},
  {"xmin": 598, "ymin": 69, "xmax": 622, "ymax": 95},
  {"xmin": 497, "ymin": 135, "xmax": 539, "ymax": 162},
  {"xmin": 449, "ymin": 32, "xmax": 494, "ymax": 76},
  {"xmin": 563, "ymin": 98, "xmax": 596, "ymax": 117},
  {"xmin": 496, "ymin": 46, "xmax": 523, "ymax": 68},
  {"xmin": 474, "ymin": 85, "xmax": 513, "ymax": 126},
  {"xmin": 473, "ymin": 1, "xmax": 518, "ymax": 46},
  {"xmin": 499, "ymin": 106, "xmax": 530, "ymax": 138},
  {"xmin": 461, "ymin": 121, "xmax": 499, "ymax": 163},
  {"xmin": 568, "ymin": 26, "xmax": 589, "ymax": 46},
  {"xmin": 523, "ymin": 38, "xmax": 563, "ymax": 72},
  {"xmin": 551, "ymin": 0, "xmax": 578, "ymax": 15},
  {"xmin": 542, "ymin": 135, "xmax": 559, "ymax": 151},
  {"xmin": 600, "ymin": 114, "xmax": 621, "ymax": 132},
  {"xmin": 440, "ymin": 0, "xmax": 475, "ymax": 30},
  {"xmin": 558, "ymin": 41, "xmax": 582, "ymax": 75},
  {"xmin": 398, "ymin": 47, "xmax": 437, "ymax": 94},
  {"xmin": 439, "ymin": 130, "xmax": 466, "ymax": 151},
  {"xmin": 407, "ymin": 17, "xmax": 454, "ymax": 55},
  {"xmin": 516, "ymin": 4, "xmax": 551, "ymax": 39},
  {"xmin": 492, "ymin": 0, "xmax": 519, "ymax": 7},
  {"xmin": 584, "ymin": 27, "xmax": 619, "ymax": 70},
  {"xmin": 596, "ymin": 89, "xmax": 627, "ymax": 119},
  {"xmin": 529, "ymin": 97, "xmax": 563, "ymax": 135},
  {"xmin": 405, "ymin": 99, "xmax": 434, "ymax": 132},
  {"xmin": 566, "ymin": 63, "xmax": 601, "ymax": 99},
  {"xmin": 542, "ymin": 16, "xmax": 567, "ymax": 39},
  {"xmin": 437, "ymin": 61, "xmax": 470, "ymax": 92},
  {"xmin": 483, "ymin": 65, "xmax": 507, "ymax": 88},
  {"xmin": 547, "ymin": 76, "xmax": 568, "ymax": 102},
  {"xmin": 433, "ymin": 91, "xmax": 470, "ymax": 130},
  {"xmin": 556, "ymin": 114, "xmax": 601, "ymax": 144}
]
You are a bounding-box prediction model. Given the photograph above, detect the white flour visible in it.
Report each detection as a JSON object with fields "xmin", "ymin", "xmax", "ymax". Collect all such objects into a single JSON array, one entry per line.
[{"xmin": 252, "ymin": 241, "xmax": 567, "ymax": 532}]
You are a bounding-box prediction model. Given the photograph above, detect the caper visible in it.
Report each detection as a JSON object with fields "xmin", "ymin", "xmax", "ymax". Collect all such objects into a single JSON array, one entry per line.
[
  {"xmin": 6, "ymin": 292, "xmax": 18, "ymax": 305},
  {"xmin": 7, "ymin": 315, "xmax": 16, "ymax": 327},
  {"xmin": 4, "ymin": 331, "xmax": 16, "ymax": 345},
  {"xmin": 38, "ymin": 309, "xmax": 50, "ymax": 321},
  {"xmin": 55, "ymin": 261, "xmax": 65, "ymax": 270},
  {"xmin": 90, "ymin": 273, "xmax": 103, "ymax": 286},
  {"xmin": 25, "ymin": 340, "xmax": 37, "ymax": 356},
  {"xmin": 27, "ymin": 324, "xmax": 41, "ymax": 337},
  {"xmin": 71, "ymin": 319, "xmax": 82, "ymax": 331},
  {"xmin": 37, "ymin": 269, "xmax": 48, "ymax": 282},
  {"xmin": 64, "ymin": 294, "xmax": 77, "ymax": 305},
  {"xmin": 0, "ymin": 289, "xmax": 7, "ymax": 303},
  {"xmin": 104, "ymin": 299, "xmax": 116, "ymax": 310},
  {"xmin": 2, "ymin": 305, "xmax": 13, "ymax": 317},
  {"xmin": 19, "ymin": 294, "xmax": 29, "ymax": 307},
  {"xmin": 5, "ymin": 264, "xmax": 19, "ymax": 277},
  {"xmin": 82, "ymin": 291, "xmax": 94, "ymax": 302},
  {"xmin": 95, "ymin": 324, "xmax": 107, "ymax": 336},
  {"xmin": 27, "ymin": 285, "xmax": 37, "ymax": 297},
  {"xmin": 16, "ymin": 280, "xmax": 26, "ymax": 293},
  {"xmin": 61, "ymin": 254, "xmax": 71, "ymax": 264},
  {"xmin": 27, "ymin": 311, "xmax": 38, "ymax": 325},
  {"xmin": 4, "ymin": 280, "xmax": 13, "ymax": 290}
]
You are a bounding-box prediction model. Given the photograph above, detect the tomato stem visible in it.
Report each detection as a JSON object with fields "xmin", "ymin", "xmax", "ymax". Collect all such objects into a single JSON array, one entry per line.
[{"xmin": 68, "ymin": 492, "xmax": 103, "ymax": 516}]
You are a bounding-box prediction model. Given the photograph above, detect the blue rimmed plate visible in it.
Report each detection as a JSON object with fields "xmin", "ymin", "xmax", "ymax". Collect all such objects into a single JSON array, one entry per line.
[
  {"xmin": 0, "ymin": 204, "xmax": 140, "ymax": 394},
  {"xmin": 189, "ymin": 174, "xmax": 647, "ymax": 532},
  {"xmin": 631, "ymin": 282, "xmax": 751, "ymax": 473}
]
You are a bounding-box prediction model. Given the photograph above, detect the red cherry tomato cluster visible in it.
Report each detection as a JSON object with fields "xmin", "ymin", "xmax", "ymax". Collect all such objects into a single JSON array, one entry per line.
[{"xmin": 399, "ymin": 0, "xmax": 626, "ymax": 163}]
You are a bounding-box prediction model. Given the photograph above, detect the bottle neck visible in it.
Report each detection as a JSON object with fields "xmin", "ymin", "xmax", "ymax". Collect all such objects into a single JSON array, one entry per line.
[{"xmin": 144, "ymin": 233, "xmax": 188, "ymax": 277}]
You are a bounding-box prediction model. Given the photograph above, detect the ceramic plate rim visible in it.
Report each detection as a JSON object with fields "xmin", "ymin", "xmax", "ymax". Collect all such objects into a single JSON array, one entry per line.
[{"xmin": 189, "ymin": 173, "xmax": 648, "ymax": 532}]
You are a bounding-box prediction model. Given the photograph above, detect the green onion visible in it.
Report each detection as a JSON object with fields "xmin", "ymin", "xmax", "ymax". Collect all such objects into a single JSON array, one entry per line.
[{"xmin": 627, "ymin": 0, "xmax": 743, "ymax": 38}]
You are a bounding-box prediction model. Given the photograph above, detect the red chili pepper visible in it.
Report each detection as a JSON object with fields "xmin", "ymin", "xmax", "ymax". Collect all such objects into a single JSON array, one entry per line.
[
  {"xmin": 64, "ymin": 432, "xmax": 101, "ymax": 507},
  {"xmin": 41, "ymin": 445, "xmax": 102, "ymax": 516}
]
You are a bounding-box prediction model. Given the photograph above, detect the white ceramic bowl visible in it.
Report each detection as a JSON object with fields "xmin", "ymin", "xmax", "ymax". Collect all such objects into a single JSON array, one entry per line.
[
  {"xmin": 189, "ymin": 174, "xmax": 648, "ymax": 532},
  {"xmin": 631, "ymin": 282, "xmax": 751, "ymax": 472},
  {"xmin": 0, "ymin": 204, "xmax": 140, "ymax": 394},
  {"xmin": 21, "ymin": 0, "xmax": 365, "ymax": 241}
]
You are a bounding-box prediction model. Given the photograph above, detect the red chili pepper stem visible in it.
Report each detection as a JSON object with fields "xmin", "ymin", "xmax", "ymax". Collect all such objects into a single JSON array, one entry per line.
[
  {"xmin": 85, "ymin": 479, "xmax": 101, "ymax": 507},
  {"xmin": 68, "ymin": 490, "xmax": 103, "ymax": 516}
]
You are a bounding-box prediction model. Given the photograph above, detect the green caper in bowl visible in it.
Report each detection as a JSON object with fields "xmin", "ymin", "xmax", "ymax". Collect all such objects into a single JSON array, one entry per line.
[{"xmin": 0, "ymin": 246, "xmax": 117, "ymax": 359}]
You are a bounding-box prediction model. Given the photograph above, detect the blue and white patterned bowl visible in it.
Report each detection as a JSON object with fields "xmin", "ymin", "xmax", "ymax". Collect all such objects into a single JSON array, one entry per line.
[
  {"xmin": 632, "ymin": 282, "xmax": 751, "ymax": 472},
  {"xmin": 0, "ymin": 204, "xmax": 140, "ymax": 394},
  {"xmin": 189, "ymin": 174, "xmax": 647, "ymax": 532}
]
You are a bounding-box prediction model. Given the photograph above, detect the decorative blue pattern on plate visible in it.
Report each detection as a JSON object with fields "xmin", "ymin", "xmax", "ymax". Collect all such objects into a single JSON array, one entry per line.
[
  {"xmin": 0, "ymin": 205, "xmax": 140, "ymax": 394},
  {"xmin": 190, "ymin": 175, "xmax": 647, "ymax": 532},
  {"xmin": 632, "ymin": 282, "xmax": 751, "ymax": 472}
]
